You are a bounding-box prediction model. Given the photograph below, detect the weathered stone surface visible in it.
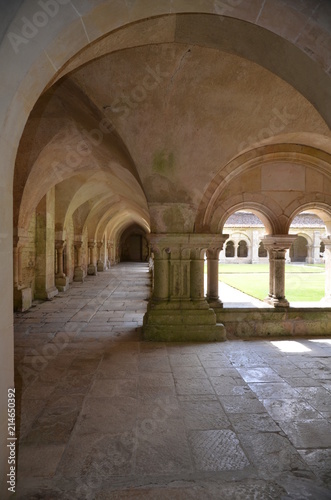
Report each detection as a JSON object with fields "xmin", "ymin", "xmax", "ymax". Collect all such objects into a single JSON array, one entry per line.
[{"xmin": 13, "ymin": 265, "xmax": 331, "ymax": 497}]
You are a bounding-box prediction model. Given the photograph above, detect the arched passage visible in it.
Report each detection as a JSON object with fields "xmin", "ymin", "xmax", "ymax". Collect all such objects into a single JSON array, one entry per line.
[
  {"xmin": 120, "ymin": 224, "xmax": 149, "ymax": 262},
  {"xmin": 2, "ymin": 2, "xmax": 331, "ymax": 481}
]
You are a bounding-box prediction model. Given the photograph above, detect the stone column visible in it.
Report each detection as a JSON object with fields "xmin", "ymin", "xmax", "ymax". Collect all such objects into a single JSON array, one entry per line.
[
  {"xmin": 190, "ymin": 248, "xmax": 205, "ymax": 302},
  {"xmin": 263, "ymin": 235, "xmax": 297, "ymax": 308},
  {"xmin": 206, "ymin": 236, "xmax": 228, "ymax": 310},
  {"xmin": 87, "ymin": 241, "xmax": 97, "ymax": 275},
  {"xmin": 73, "ymin": 241, "xmax": 84, "ymax": 282},
  {"xmin": 97, "ymin": 241, "xmax": 105, "ymax": 271},
  {"xmin": 13, "ymin": 236, "xmax": 32, "ymax": 311},
  {"xmin": 313, "ymin": 231, "xmax": 321, "ymax": 263},
  {"xmin": 206, "ymin": 248, "xmax": 221, "ymax": 305},
  {"xmin": 152, "ymin": 247, "xmax": 170, "ymax": 301},
  {"xmin": 34, "ymin": 190, "xmax": 58, "ymax": 300},
  {"xmin": 321, "ymin": 236, "xmax": 331, "ymax": 304},
  {"xmin": 252, "ymin": 230, "xmax": 259, "ymax": 264},
  {"xmin": 143, "ymin": 233, "xmax": 227, "ymax": 342},
  {"xmin": 306, "ymin": 244, "xmax": 314, "ymax": 264},
  {"xmin": 55, "ymin": 240, "xmax": 69, "ymax": 292},
  {"xmin": 106, "ymin": 241, "xmax": 111, "ymax": 269}
]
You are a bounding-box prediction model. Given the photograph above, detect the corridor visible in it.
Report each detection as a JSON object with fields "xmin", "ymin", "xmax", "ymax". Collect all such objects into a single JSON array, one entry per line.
[{"xmin": 14, "ymin": 264, "xmax": 331, "ymax": 499}]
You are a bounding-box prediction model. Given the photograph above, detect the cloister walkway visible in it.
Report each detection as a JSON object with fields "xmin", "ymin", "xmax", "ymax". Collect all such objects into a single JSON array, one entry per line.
[{"xmin": 14, "ymin": 263, "xmax": 331, "ymax": 499}]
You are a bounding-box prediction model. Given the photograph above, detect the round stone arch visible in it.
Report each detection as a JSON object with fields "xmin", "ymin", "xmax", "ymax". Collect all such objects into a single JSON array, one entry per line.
[
  {"xmin": 286, "ymin": 202, "xmax": 331, "ymax": 235},
  {"xmin": 195, "ymin": 142, "xmax": 331, "ymax": 235},
  {"xmin": 211, "ymin": 201, "xmax": 278, "ymax": 235},
  {"xmin": 1, "ymin": 0, "xmax": 331, "ymax": 478}
]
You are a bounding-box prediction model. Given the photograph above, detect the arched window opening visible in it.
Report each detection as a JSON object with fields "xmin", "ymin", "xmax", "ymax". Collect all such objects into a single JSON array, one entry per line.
[
  {"xmin": 285, "ymin": 210, "xmax": 326, "ymax": 303},
  {"xmin": 225, "ymin": 241, "xmax": 235, "ymax": 258},
  {"xmin": 237, "ymin": 240, "xmax": 248, "ymax": 258},
  {"xmin": 290, "ymin": 235, "xmax": 308, "ymax": 263},
  {"xmin": 258, "ymin": 241, "xmax": 268, "ymax": 258}
]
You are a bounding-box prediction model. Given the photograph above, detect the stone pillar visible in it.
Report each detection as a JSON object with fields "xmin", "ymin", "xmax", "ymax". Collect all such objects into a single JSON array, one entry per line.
[
  {"xmin": 206, "ymin": 248, "xmax": 219, "ymax": 302},
  {"xmin": 55, "ymin": 240, "xmax": 69, "ymax": 292},
  {"xmin": 263, "ymin": 235, "xmax": 297, "ymax": 308},
  {"xmin": 34, "ymin": 191, "xmax": 58, "ymax": 300},
  {"xmin": 252, "ymin": 230, "xmax": 259, "ymax": 264},
  {"xmin": 97, "ymin": 241, "xmax": 105, "ymax": 271},
  {"xmin": 73, "ymin": 241, "xmax": 84, "ymax": 282},
  {"xmin": 152, "ymin": 247, "xmax": 170, "ymax": 301},
  {"xmin": 206, "ymin": 239, "xmax": 228, "ymax": 309},
  {"xmin": 143, "ymin": 233, "xmax": 227, "ymax": 342},
  {"xmin": 87, "ymin": 241, "xmax": 97, "ymax": 275},
  {"xmin": 321, "ymin": 236, "xmax": 331, "ymax": 304},
  {"xmin": 313, "ymin": 231, "xmax": 321, "ymax": 263},
  {"xmin": 190, "ymin": 248, "xmax": 205, "ymax": 302},
  {"xmin": 306, "ymin": 244, "xmax": 314, "ymax": 264},
  {"xmin": 106, "ymin": 241, "xmax": 111, "ymax": 269},
  {"xmin": 13, "ymin": 236, "xmax": 32, "ymax": 311}
]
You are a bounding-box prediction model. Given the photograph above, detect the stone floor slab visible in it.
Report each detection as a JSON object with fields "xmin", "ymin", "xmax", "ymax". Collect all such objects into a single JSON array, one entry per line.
[{"xmin": 189, "ymin": 430, "xmax": 250, "ymax": 471}]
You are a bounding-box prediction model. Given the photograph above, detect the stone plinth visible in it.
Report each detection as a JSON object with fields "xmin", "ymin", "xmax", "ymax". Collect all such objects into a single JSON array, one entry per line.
[
  {"xmin": 14, "ymin": 286, "xmax": 32, "ymax": 312},
  {"xmin": 55, "ymin": 275, "xmax": 69, "ymax": 292}
]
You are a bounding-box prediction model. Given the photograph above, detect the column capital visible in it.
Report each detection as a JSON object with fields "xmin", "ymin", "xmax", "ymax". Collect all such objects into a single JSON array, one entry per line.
[
  {"xmin": 149, "ymin": 233, "xmax": 229, "ymax": 255},
  {"xmin": 97, "ymin": 241, "xmax": 103, "ymax": 249},
  {"xmin": 55, "ymin": 239, "xmax": 66, "ymax": 250},
  {"xmin": 88, "ymin": 240, "xmax": 96, "ymax": 249},
  {"xmin": 321, "ymin": 235, "xmax": 331, "ymax": 248},
  {"xmin": 74, "ymin": 241, "xmax": 83, "ymax": 249},
  {"xmin": 262, "ymin": 235, "xmax": 298, "ymax": 252}
]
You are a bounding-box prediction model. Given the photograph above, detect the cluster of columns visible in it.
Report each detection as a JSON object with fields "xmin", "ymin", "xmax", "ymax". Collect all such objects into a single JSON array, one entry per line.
[
  {"xmin": 143, "ymin": 233, "xmax": 229, "ymax": 342},
  {"xmin": 13, "ymin": 235, "xmax": 117, "ymax": 310},
  {"xmin": 144, "ymin": 232, "xmax": 321, "ymax": 340}
]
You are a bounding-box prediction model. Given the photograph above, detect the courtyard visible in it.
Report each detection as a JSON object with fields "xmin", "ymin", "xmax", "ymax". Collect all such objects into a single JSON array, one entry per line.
[{"xmin": 217, "ymin": 264, "xmax": 326, "ymax": 303}]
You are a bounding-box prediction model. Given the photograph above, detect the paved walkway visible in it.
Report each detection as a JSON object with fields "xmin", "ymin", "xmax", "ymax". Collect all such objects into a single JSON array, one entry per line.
[{"xmin": 14, "ymin": 263, "xmax": 331, "ymax": 499}]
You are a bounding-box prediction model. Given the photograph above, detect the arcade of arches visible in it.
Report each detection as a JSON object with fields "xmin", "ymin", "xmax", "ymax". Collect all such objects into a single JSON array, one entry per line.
[{"xmin": 2, "ymin": 0, "xmax": 331, "ymax": 492}]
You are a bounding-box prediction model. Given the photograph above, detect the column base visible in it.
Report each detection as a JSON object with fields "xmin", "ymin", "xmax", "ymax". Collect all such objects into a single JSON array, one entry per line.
[
  {"xmin": 73, "ymin": 266, "xmax": 85, "ymax": 282},
  {"xmin": 97, "ymin": 260, "xmax": 105, "ymax": 272},
  {"xmin": 55, "ymin": 275, "xmax": 69, "ymax": 292},
  {"xmin": 207, "ymin": 298, "xmax": 224, "ymax": 309},
  {"xmin": 87, "ymin": 264, "xmax": 97, "ymax": 276},
  {"xmin": 14, "ymin": 286, "xmax": 32, "ymax": 312},
  {"xmin": 264, "ymin": 296, "xmax": 289, "ymax": 308},
  {"xmin": 35, "ymin": 286, "xmax": 58, "ymax": 301},
  {"xmin": 143, "ymin": 300, "xmax": 227, "ymax": 342}
]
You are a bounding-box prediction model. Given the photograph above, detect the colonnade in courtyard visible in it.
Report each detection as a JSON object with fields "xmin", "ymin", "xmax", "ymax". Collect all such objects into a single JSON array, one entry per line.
[{"xmin": 142, "ymin": 232, "xmax": 324, "ymax": 341}]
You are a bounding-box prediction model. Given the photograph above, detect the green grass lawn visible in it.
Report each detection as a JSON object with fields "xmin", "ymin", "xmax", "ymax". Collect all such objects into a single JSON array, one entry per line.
[{"xmin": 217, "ymin": 264, "xmax": 325, "ymax": 302}]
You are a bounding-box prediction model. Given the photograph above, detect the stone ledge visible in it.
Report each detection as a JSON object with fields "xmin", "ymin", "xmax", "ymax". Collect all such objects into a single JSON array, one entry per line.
[{"xmin": 216, "ymin": 308, "xmax": 331, "ymax": 338}]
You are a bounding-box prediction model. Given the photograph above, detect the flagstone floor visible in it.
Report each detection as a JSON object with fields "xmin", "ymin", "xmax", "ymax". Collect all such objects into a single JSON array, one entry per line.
[{"xmin": 14, "ymin": 263, "xmax": 331, "ymax": 499}]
